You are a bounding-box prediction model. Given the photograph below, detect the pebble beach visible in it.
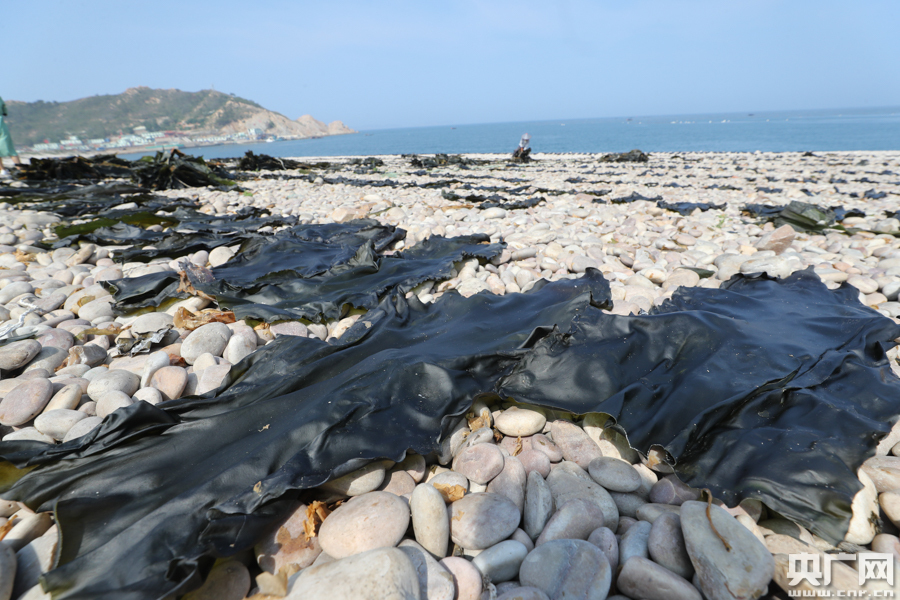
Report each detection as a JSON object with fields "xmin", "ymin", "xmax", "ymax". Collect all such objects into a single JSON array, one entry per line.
[{"xmin": 2, "ymin": 149, "xmax": 900, "ymax": 600}]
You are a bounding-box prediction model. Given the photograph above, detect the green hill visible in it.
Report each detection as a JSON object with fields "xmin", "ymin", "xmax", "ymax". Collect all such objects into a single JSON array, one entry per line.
[{"xmin": 4, "ymin": 87, "xmax": 313, "ymax": 146}]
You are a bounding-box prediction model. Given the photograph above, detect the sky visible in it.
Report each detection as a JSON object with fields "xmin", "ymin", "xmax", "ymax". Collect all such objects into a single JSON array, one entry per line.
[{"xmin": 5, "ymin": 0, "xmax": 899, "ymax": 131}]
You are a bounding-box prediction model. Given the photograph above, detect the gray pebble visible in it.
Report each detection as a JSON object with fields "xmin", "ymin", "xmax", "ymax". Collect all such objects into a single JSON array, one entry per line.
[
  {"xmin": 398, "ymin": 540, "xmax": 456, "ymax": 600},
  {"xmin": 87, "ymin": 369, "xmax": 140, "ymax": 400},
  {"xmin": 318, "ymin": 491, "xmax": 409, "ymax": 559},
  {"xmin": 453, "ymin": 443, "xmax": 505, "ymax": 485},
  {"xmin": 95, "ymin": 390, "xmax": 134, "ymax": 419},
  {"xmin": 487, "ymin": 455, "xmax": 527, "ymax": 512},
  {"xmin": 518, "ymin": 449, "xmax": 551, "ymax": 478},
  {"xmin": 549, "ymin": 421, "xmax": 603, "ymax": 469},
  {"xmin": 180, "ymin": 322, "xmax": 233, "ymax": 364},
  {"xmin": 319, "ymin": 460, "xmax": 388, "ymax": 497},
  {"xmin": 472, "ymin": 539, "xmax": 528, "ymax": 583},
  {"xmin": 524, "ymin": 471, "xmax": 554, "ymax": 541},
  {"xmin": 494, "ymin": 406, "xmax": 546, "ymax": 437},
  {"xmin": 588, "ymin": 457, "xmax": 642, "ymax": 493},
  {"xmin": 619, "ymin": 519, "xmax": 652, "ymax": 565},
  {"xmin": 587, "ymin": 527, "xmax": 618, "ymax": 572},
  {"xmin": 411, "ymin": 483, "xmax": 450, "ymax": 558},
  {"xmin": 34, "ymin": 409, "xmax": 86, "ymax": 440},
  {"xmin": 648, "ymin": 512, "xmax": 694, "ymax": 580},
  {"xmin": 545, "ymin": 462, "xmax": 618, "ymax": 532},
  {"xmin": 617, "ymin": 556, "xmax": 702, "ymax": 600},
  {"xmin": 0, "ymin": 378, "xmax": 53, "ymax": 426},
  {"xmin": 519, "ymin": 538, "xmax": 611, "ymax": 600},
  {"xmin": 536, "ymin": 498, "xmax": 605, "ymax": 546},
  {"xmin": 286, "ymin": 547, "xmax": 419, "ymax": 600},
  {"xmin": 530, "ymin": 434, "xmax": 563, "ymax": 462},
  {"xmin": 450, "ymin": 493, "xmax": 521, "ymax": 550},
  {"xmin": 649, "ymin": 475, "xmax": 702, "ymax": 505},
  {"xmin": 0, "ymin": 339, "xmax": 41, "ymax": 370}
]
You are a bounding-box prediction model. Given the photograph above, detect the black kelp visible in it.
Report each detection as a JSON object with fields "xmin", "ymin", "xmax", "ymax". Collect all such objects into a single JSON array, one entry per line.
[
  {"xmin": 132, "ymin": 150, "xmax": 236, "ymax": 190},
  {"xmin": 605, "ymin": 192, "xmax": 662, "ymax": 204},
  {"xmin": 599, "ymin": 149, "xmax": 649, "ymax": 163},
  {"xmin": 743, "ymin": 200, "xmax": 838, "ymax": 233},
  {"xmin": 656, "ymin": 200, "xmax": 725, "ymax": 215},
  {"xmin": 16, "ymin": 155, "xmax": 134, "ymax": 181},
  {"xmin": 2, "ymin": 268, "xmax": 898, "ymax": 599}
]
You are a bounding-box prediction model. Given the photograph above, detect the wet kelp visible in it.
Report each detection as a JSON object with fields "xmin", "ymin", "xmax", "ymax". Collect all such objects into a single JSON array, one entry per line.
[
  {"xmin": 599, "ymin": 149, "xmax": 649, "ymax": 163},
  {"xmin": 16, "ymin": 155, "xmax": 134, "ymax": 181},
  {"xmin": 1, "ymin": 268, "xmax": 898, "ymax": 599}
]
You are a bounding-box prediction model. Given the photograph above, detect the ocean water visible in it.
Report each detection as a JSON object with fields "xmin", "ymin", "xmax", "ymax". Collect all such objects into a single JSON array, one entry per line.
[{"xmin": 121, "ymin": 106, "xmax": 900, "ymax": 160}]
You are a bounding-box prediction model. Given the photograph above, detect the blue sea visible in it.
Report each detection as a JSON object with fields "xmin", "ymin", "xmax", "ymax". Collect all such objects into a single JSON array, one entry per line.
[{"xmin": 121, "ymin": 106, "xmax": 900, "ymax": 160}]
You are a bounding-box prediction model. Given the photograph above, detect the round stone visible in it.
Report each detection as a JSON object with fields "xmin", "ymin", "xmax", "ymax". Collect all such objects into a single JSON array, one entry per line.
[
  {"xmin": 588, "ymin": 457, "xmax": 642, "ymax": 493},
  {"xmin": 0, "ymin": 378, "xmax": 53, "ymax": 426},
  {"xmin": 549, "ymin": 421, "xmax": 603, "ymax": 469},
  {"xmin": 497, "ymin": 587, "xmax": 550, "ymax": 600},
  {"xmin": 149, "ymin": 366, "xmax": 188, "ymax": 401},
  {"xmin": 319, "ymin": 461, "xmax": 388, "ymax": 497},
  {"xmin": 223, "ymin": 331, "xmax": 256, "ymax": 364},
  {"xmin": 133, "ymin": 387, "xmax": 163, "ymax": 405},
  {"xmin": 519, "ymin": 539, "xmax": 612, "ymax": 600},
  {"xmin": 536, "ymin": 498, "xmax": 606, "ymax": 546},
  {"xmin": 130, "ymin": 312, "xmax": 174, "ymax": 335},
  {"xmin": 649, "ymin": 475, "xmax": 701, "ymax": 505},
  {"xmin": 545, "ymin": 462, "xmax": 619, "ymax": 532},
  {"xmin": 77, "ymin": 298, "xmax": 114, "ymax": 322},
  {"xmin": 648, "ymin": 512, "xmax": 693, "ymax": 580},
  {"xmin": 410, "ymin": 483, "xmax": 450, "ymax": 558},
  {"xmin": 472, "ymin": 540, "xmax": 528, "ymax": 583},
  {"xmin": 317, "ymin": 491, "xmax": 410, "ymax": 559},
  {"xmin": 181, "ymin": 323, "xmax": 233, "ymax": 364},
  {"xmin": 87, "ymin": 369, "xmax": 140, "ymax": 400},
  {"xmin": 398, "ymin": 453, "xmax": 426, "ymax": 483},
  {"xmin": 287, "ymin": 547, "xmax": 419, "ymax": 600},
  {"xmin": 34, "ymin": 409, "xmax": 86, "ymax": 440},
  {"xmin": 440, "ymin": 556, "xmax": 483, "ymax": 600},
  {"xmin": 44, "ymin": 383, "xmax": 83, "ymax": 412},
  {"xmin": 452, "ymin": 444, "xmax": 505, "ymax": 485},
  {"xmin": 530, "ymin": 434, "xmax": 564, "ymax": 462},
  {"xmin": 95, "ymin": 390, "xmax": 134, "ymax": 419},
  {"xmin": 0, "ymin": 339, "xmax": 41, "ymax": 370},
  {"xmin": 617, "ymin": 556, "xmax": 701, "ymax": 600},
  {"xmin": 378, "ymin": 469, "xmax": 416, "ymax": 496},
  {"xmin": 494, "ymin": 407, "xmax": 546, "ymax": 437},
  {"xmin": 255, "ymin": 503, "xmax": 323, "ymax": 574},
  {"xmin": 449, "ymin": 493, "xmax": 520, "ymax": 550},
  {"xmin": 524, "ymin": 471, "xmax": 554, "ymax": 541},
  {"xmin": 486, "ymin": 455, "xmax": 527, "ymax": 512},
  {"xmin": 182, "ymin": 560, "xmax": 250, "ymax": 600},
  {"xmin": 518, "ymin": 449, "xmax": 551, "ymax": 478},
  {"xmin": 62, "ymin": 416, "xmax": 102, "ymax": 442}
]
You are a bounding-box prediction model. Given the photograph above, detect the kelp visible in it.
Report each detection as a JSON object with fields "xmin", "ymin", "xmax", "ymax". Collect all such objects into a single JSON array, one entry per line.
[
  {"xmin": 599, "ymin": 149, "xmax": 649, "ymax": 163},
  {"xmin": 742, "ymin": 200, "xmax": 838, "ymax": 233},
  {"xmin": 406, "ymin": 154, "xmax": 486, "ymax": 169},
  {"xmin": 16, "ymin": 155, "xmax": 134, "ymax": 182},
  {"xmin": 656, "ymin": 200, "xmax": 725, "ymax": 215},
  {"xmin": 1, "ymin": 268, "xmax": 898, "ymax": 599},
  {"xmin": 132, "ymin": 149, "xmax": 236, "ymax": 190},
  {"xmin": 236, "ymin": 151, "xmax": 305, "ymax": 171},
  {"xmin": 605, "ymin": 192, "xmax": 663, "ymax": 204}
]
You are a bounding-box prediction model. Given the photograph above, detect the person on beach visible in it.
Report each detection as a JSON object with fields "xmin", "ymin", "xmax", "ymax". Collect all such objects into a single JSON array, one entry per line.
[{"xmin": 0, "ymin": 95, "xmax": 22, "ymax": 178}]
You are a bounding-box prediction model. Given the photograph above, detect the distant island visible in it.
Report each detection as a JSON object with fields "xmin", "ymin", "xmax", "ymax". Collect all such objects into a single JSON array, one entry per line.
[{"xmin": 5, "ymin": 87, "xmax": 355, "ymax": 155}]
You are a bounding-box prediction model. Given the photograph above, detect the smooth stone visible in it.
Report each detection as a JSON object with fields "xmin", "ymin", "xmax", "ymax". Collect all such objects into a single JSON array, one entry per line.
[
  {"xmin": 149, "ymin": 366, "xmax": 188, "ymax": 401},
  {"xmin": 487, "ymin": 455, "xmax": 527, "ymax": 512},
  {"xmin": 0, "ymin": 378, "xmax": 53, "ymax": 426},
  {"xmin": 270, "ymin": 321, "xmax": 309, "ymax": 337},
  {"xmin": 609, "ymin": 491, "xmax": 647, "ymax": 518},
  {"xmin": 86, "ymin": 369, "xmax": 140, "ymax": 400},
  {"xmin": 880, "ymin": 491, "xmax": 900, "ymax": 528},
  {"xmin": 196, "ymin": 364, "xmax": 231, "ymax": 395},
  {"xmin": 192, "ymin": 352, "xmax": 219, "ymax": 373},
  {"xmin": 131, "ymin": 388, "xmax": 163, "ymax": 405},
  {"xmin": 619, "ymin": 519, "xmax": 652, "ymax": 565},
  {"xmin": 453, "ymin": 444, "xmax": 505, "ymax": 485},
  {"xmin": 494, "ymin": 406, "xmax": 546, "ymax": 437},
  {"xmin": 411, "ymin": 482, "xmax": 451, "ymax": 558},
  {"xmin": 497, "ymin": 588, "xmax": 550, "ymax": 600},
  {"xmin": 472, "ymin": 540, "xmax": 529, "ymax": 583},
  {"xmin": 617, "ymin": 556, "xmax": 702, "ymax": 600},
  {"xmin": 209, "ymin": 246, "xmax": 235, "ymax": 267},
  {"xmin": 318, "ymin": 491, "xmax": 409, "ymax": 559},
  {"xmin": 845, "ymin": 470, "xmax": 879, "ymax": 545},
  {"xmin": 23, "ymin": 346, "xmax": 67, "ymax": 373},
  {"xmin": 519, "ymin": 538, "xmax": 612, "ymax": 600},
  {"xmin": 377, "ymin": 469, "xmax": 417, "ymax": 496},
  {"xmin": 286, "ymin": 547, "xmax": 419, "ymax": 600},
  {"xmin": 0, "ymin": 339, "xmax": 41, "ymax": 370},
  {"xmin": 588, "ymin": 457, "xmax": 642, "ymax": 493},
  {"xmin": 636, "ymin": 503, "xmax": 681, "ymax": 523},
  {"xmin": 524, "ymin": 470, "xmax": 554, "ymax": 541},
  {"xmin": 454, "ymin": 426, "xmax": 494, "ymax": 456},
  {"xmin": 130, "ymin": 312, "xmax": 174, "ymax": 335},
  {"xmin": 62, "ymin": 416, "xmax": 102, "ymax": 442},
  {"xmin": 2, "ymin": 428, "xmax": 54, "ymax": 443},
  {"xmin": 55, "ymin": 363, "xmax": 91, "ymax": 378},
  {"xmin": 530, "ymin": 433, "xmax": 563, "ymax": 462},
  {"xmin": 680, "ymin": 501, "xmax": 775, "ymax": 600},
  {"xmin": 649, "ymin": 475, "xmax": 701, "ymax": 505},
  {"xmin": 222, "ymin": 330, "xmax": 256, "ymax": 364},
  {"xmin": 518, "ymin": 449, "xmax": 552, "ymax": 478},
  {"xmin": 861, "ymin": 455, "xmax": 900, "ymax": 492},
  {"xmin": 545, "ymin": 462, "xmax": 619, "ymax": 532},
  {"xmin": 255, "ymin": 502, "xmax": 323, "ymax": 574},
  {"xmin": 182, "ymin": 560, "xmax": 250, "ymax": 600},
  {"xmin": 77, "ymin": 297, "xmax": 114, "ymax": 322},
  {"xmin": 429, "ymin": 470, "xmax": 470, "ymax": 495},
  {"xmin": 440, "ymin": 556, "xmax": 483, "ymax": 600},
  {"xmin": 648, "ymin": 512, "xmax": 694, "ymax": 580},
  {"xmin": 319, "ymin": 460, "xmax": 388, "ymax": 497},
  {"xmin": 449, "ymin": 493, "xmax": 521, "ymax": 550},
  {"xmin": 181, "ymin": 322, "xmax": 233, "ymax": 364},
  {"xmin": 549, "ymin": 420, "xmax": 602, "ymax": 469},
  {"xmin": 95, "ymin": 390, "xmax": 135, "ymax": 419},
  {"xmin": 398, "ymin": 452, "xmax": 427, "ymax": 483},
  {"xmin": 587, "ymin": 527, "xmax": 618, "ymax": 572},
  {"xmin": 536, "ymin": 498, "xmax": 605, "ymax": 546},
  {"xmin": 2, "ymin": 512, "xmax": 52, "ymax": 552},
  {"xmin": 0, "ymin": 544, "xmax": 14, "ymax": 600},
  {"xmin": 140, "ymin": 350, "xmax": 171, "ymax": 388},
  {"xmin": 397, "ymin": 540, "xmax": 456, "ymax": 600},
  {"xmin": 34, "ymin": 409, "xmax": 86, "ymax": 440}
]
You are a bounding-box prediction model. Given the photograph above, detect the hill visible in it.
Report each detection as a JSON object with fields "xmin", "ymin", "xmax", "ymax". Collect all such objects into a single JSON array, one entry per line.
[{"xmin": 4, "ymin": 87, "xmax": 355, "ymax": 147}]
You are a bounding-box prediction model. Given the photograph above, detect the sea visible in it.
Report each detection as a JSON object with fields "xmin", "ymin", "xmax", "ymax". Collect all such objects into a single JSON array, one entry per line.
[{"xmin": 120, "ymin": 106, "xmax": 900, "ymax": 161}]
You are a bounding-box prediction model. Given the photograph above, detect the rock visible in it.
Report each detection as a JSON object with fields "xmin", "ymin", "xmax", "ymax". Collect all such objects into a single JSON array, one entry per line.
[
  {"xmin": 530, "ymin": 434, "xmax": 563, "ymax": 462},
  {"xmin": 648, "ymin": 512, "xmax": 693, "ymax": 580},
  {"xmin": 494, "ymin": 407, "xmax": 546, "ymax": 437},
  {"xmin": 518, "ymin": 449, "xmax": 551, "ymax": 478},
  {"xmin": 317, "ymin": 491, "xmax": 409, "ymax": 559},
  {"xmin": 0, "ymin": 339, "xmax": 41, "ymax": 370},
  {"xmin": 149, "ymin": 366, "xmax": 188, "ymax": 401},
  {"xmin": 487, "ymin": 455, "xmax": 527, "ymax": 512},
  {"xmin": 377, "ymin": 469, "xmax": 416, "ymax": 496},
  {"xmin": 483, "ymin": 207, "xmax": 507, "ymax": 219},
  {"xmin": 680, "ymin": 501, "xmax": 774, "ymax": 600},
  {"xmin": 182, "ymin": 560, "xmax": 250, "ymax": 600},
  {"xmin": 411, "ymin": 483, "xmax": 450, "ymax": 558},
  {"xmin": 519, "ymin": 538, "xmax": 612, "ymax": 600},
  {"xmin": 609, "ymin": 491, "xmax": 648, "ymax": 518},
  {"xmin": 649, "ymin": 475, "xmax": 701, "ymax": 506},
  {"xmin": 131, "ymin": 312, "xmax": 174, "ymax": 335},
  {"xmin": 617, "ymin": 556, "xmax": 702, "ymax": 600},
  {"xmin": 587, "ymin": 527, "xmax": 618, "ymax": 572},
  {"xmin": 140, "ymin": 351, "xmax": 171, "ymax": 388},
  {"xmin": 880, "ymin": 490, "xmax": 900, "ymax": 528},
  {"xmin": 397, "ymin": 540, "xmax": 456, "ymax": 600},
  {"xmin": 619, "ymin": 519, "xmax": 652, "ymax": 565},
  {"xmin": 449, "ymin": 493, "xmax": 521, "ymax": 550},
  {"xmin": 545, "ymin": 462, "xmax": 619, "ymax": 532},
  {"xmin": 861, "ymin": 455, "xmax": 900, "ymax": 492},
  {"xmin": 34, "ymin": 409, "xmax": 86, "ymax": 440},
  {"xmin": 209, "ymin": 246, "xmax": 235, "ymax": 267},
  {"xmin": 524, "ymin": 471, "xmax": 554, "ymax": 540},
  {"xmin": 86, "ymin": 369, "xmax": 140, "ymax": 400},
  {"xmin": 286, "ymin": 547, "xmax": 419, "ymax": 600},
  {"xmin": 0, "ymin": 378, "xmax": 53, "ymax": 426},
  {"xmin": 845, "ymin": 470, "xmax": 879, "ymax": 545},
  {"xmin": 497, "ymin": 588, "xmax": 550, "ymax": 600},
  {"xmin": 536, "ymin": 498, "xmax": 605, "ymax": 546},
  {"xmin": 0, "ymin": 544, "xmax": 15, "ymax": 600},
  {"xmin": 35, "ymin": 328, "xmax": 74, "ymax": 351},
  {"xmin": 755, "ymin": 225, "xmax": 795, "ymax": 254},
  {"xmin": 65, "ymin": 344, "xmax": 107, "ymax": 368},
  {"xmin": 95, "ymin": 390, "xmax": 135, "ymax": 419},
  {"xmin": 453, "ymin": 444, "xmax": 505, "ymax": 485},
  {"xmin": 2, "ymin": 512, "xmax": 52, "ymax": 552},
  {"xmin": 549, "ymin": 421, "xmax": 602, "ymax": 469},
  {"xmin": 440, "ymin": 556, "xmax": 483, "ymax": 600},
  {"xmin": 196, "ymin": 364, "xmax": 231, "ymax": 395},
  {"xmin": 23, "ymin": 346, "xmax": 67, "ymax": 373},
  {"xmin": 180, "ymin": 322, "xmax": 233, "ymax": 364},
  {"xmin": 78, "ymin": 297, "xmax": 114, "ymax": 321},
  {"xmin": 255, "ymin": 502, "xmax": 323, "ymax": 574},
  {"xmin": 133, "ymin": 387, "xmax": 163, "ymax": 405},
  {"xmin": 588, "ymin": 457, "xmax": 642, "ymax": 493},
  {"xmin": 2, "ymin": 427, "xmax": 54, "ymax": 443},
  {"xmin": 62, "ymin": 416, "xmax": 102, "ymax": 442},
  {"xmin": 223, "ymin": 330, "xmax": 256, "ymax": 364},
  {"xmin": 847, "ymin": 275, "xmax": 879, "ymax": 295},
  {"xmin": 398, "ymin": 452, "xmax": 426, "ymax": 483},
  {"xmin": 319, "ymin": 461, "xmax": 388, "ymax": 497},
  {"xmin": 472, "ymin": 540, "xmax": 529, "ymax": 583},
  {"xmin": 270, "ymin": 322, "xmax": 309, "ymax": 337},
  {"xmin": 636, "ymin": 503, "xmax": 681, "ymax": 523}
]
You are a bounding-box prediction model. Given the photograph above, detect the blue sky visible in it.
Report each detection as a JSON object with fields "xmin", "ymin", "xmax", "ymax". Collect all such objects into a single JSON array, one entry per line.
[{"xmin": 5, "ymin": 0, "xmax": 899, "ymax": 130}]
